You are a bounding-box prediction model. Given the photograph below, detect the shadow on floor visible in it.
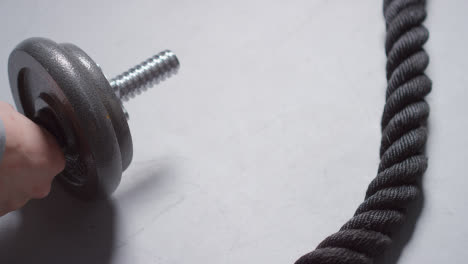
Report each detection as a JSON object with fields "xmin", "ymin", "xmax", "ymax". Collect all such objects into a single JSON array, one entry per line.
[
  {"xmin": 0, "ymin": 158, "xmax": 178, "ymax": 264},
  {"xmin": 0, "ymin": 182, "xmax": 116, "ymax": 264}
]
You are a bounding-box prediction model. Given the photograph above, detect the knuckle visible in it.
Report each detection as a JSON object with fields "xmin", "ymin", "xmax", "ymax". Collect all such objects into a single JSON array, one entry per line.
[
  {"xmin": 6, "ymin": 198, "xmax": 27, "ymax": 212},
  {"xmin": 0, "ymin": 103, "xmax": 15, "ymax": 114},
  {"xmin": 49, "ymin": 150, "xmax": 66, "ymax": 173},
  {"xmin": 49, "ymin": 155, "xmax": 66, "ymax": 175},
  {"xmin": 31, "ymin": 156, "xmax": 50, "ymax": 169},
  {"xmin": 33, "ymin": 147, "xmax": 65, "ymax": 175},
  {"xmin": 46, "ymin": 140, "xmax": 66, "ymax": 173},
  {"xmin": 0, "ymin": 101, "xmax": 13, "ymax": 109},
  {"xmin": 31, "ymin": 182, "xmax": 52, "ymax": 199},
  {"xmin": 35, "ymin": 154, "xmax": 57, "ymax": 169}
]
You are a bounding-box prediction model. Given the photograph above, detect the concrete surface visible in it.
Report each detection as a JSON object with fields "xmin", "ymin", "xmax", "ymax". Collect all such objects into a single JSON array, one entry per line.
[{"xmin": 0, "ymin": 0, "xmax": 466, "ymax": 263}]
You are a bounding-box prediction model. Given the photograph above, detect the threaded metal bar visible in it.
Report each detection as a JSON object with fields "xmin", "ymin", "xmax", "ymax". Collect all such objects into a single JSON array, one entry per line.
[{"xmin": 109, "ymin": 50, "xmax": 180, "ymax": 101}]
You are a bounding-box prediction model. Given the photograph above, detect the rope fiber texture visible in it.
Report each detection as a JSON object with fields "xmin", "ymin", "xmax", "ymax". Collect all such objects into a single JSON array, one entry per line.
[{"xmin": 295, "ymin": 1, "xmax": 431, "ymax": 263}]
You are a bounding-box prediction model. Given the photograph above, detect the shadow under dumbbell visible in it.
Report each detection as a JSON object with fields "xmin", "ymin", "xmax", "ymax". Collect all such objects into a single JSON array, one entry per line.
[
  {"xmin": 0, "ymin": 157, "xmax": 180, "ymax": 264},
  {"xmin": 0, "ymin": 182, "xmax": 116, "ymax": 264}
]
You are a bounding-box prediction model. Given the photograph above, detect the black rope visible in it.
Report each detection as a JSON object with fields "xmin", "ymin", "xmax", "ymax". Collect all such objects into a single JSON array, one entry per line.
[{"xmin": 295, "ymin": 1, "xmax": 431, "ymax": 263}]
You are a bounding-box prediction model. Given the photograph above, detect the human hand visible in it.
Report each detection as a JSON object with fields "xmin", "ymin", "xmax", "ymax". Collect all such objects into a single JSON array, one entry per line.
[{"xmin": 0, "ymin": 102, "xmax": 65, "ymax": 216}]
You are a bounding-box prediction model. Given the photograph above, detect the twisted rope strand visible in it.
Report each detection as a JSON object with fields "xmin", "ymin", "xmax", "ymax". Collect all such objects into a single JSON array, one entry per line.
[{"xmin": 295, "ymin": 1, "xmax": 431, "ymax": 263}]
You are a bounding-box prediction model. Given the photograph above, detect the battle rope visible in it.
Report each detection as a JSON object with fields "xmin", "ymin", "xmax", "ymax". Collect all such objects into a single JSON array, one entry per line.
[{"xmin": 295, "ymin": 1, "xmax": 431, "ymax": 263}]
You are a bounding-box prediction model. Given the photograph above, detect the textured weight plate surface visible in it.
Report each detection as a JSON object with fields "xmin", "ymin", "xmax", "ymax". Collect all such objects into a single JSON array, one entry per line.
[
  {"xmin": 8, "ymin": 37, "xmax": 123, "ymax": 198},
  {"xmin": 59, "ymin": 43, "xmax": 133, "ymax": 172}
]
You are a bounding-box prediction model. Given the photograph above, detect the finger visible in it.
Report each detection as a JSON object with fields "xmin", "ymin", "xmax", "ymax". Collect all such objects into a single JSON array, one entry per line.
[
  {"xmin": 29, "ymin": 175, "xmax": 53, "ymax": 199},
  {"xmin": 0, "ymin": 101, "xmax": 15, "ymax": 111},
  {"xmin": 39, "ymin": 126, "xmax": 66, "ymax": 174},
  {"xmin": 0, "ymin": 195, "xmax": 29, "ymax": 215},
  {"xmin": 13, "ymin": 111, "xmax": 65, "ymax": 175}
]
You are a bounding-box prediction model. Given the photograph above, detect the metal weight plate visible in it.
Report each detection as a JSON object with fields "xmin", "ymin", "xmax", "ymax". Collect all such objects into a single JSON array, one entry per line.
[
  {"xmin": 59, "ymin": 43, "xmax": 133, "ymax": 172},
  {"xmin": 8, "ymin": 38, "xmax": 128, "ymax": 199}
]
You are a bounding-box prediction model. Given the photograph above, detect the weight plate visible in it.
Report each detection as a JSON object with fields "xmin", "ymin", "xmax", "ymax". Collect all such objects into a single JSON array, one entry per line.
[
  {"xmin": 59, "ymin": 43, "xmax": 133, "ymax": 172},
  {"xmin": 8, "ymin": 37, "xmax": 123, "ymax": 199}
]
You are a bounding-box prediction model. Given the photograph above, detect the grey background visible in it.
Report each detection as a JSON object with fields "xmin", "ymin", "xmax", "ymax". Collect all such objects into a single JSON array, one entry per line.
[{"xmin": 0, "ymin": 0, "xmax": 466, "ymax": 263}]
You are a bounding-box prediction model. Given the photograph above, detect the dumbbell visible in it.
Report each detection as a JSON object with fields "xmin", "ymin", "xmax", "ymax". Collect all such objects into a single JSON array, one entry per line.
[{"xmin": 7, "ymin": 37, "xmax": 180, "ymax": 199}]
